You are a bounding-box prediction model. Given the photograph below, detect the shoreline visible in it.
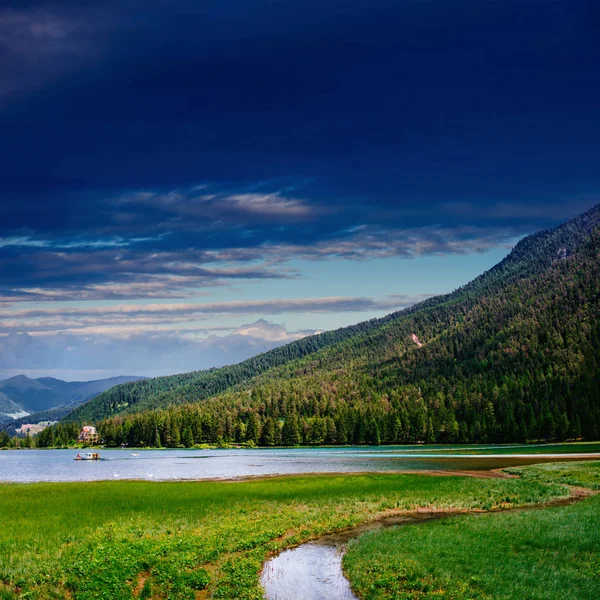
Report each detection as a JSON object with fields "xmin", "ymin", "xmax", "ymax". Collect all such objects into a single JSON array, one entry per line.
[
  {"xmin": 4, "ymin": 439, "xmax": 600, "ymax": 451},
  {"xmin": 2, "ymin": 455, "xmax": 600, "ymax": 485}
]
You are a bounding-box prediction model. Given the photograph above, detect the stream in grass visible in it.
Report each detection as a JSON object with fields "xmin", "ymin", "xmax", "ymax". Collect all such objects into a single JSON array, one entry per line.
[
  {"xmin": 260, "ymin": 489, "xmax": 594, "ymax": 600},
  {"xmin": 261, "ymin": 515, "xmax": 442, "ymax": 600},
  {"xmin": 1, "ymin": 443, "xmax": 599, "ymax": 482}
]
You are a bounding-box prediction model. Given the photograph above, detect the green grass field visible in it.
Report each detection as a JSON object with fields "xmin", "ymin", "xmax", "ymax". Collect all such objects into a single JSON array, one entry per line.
[
  {"xmin": 504, "ymin": 459, "xmax": 600, "ymax": 489},
  {"xmin": 344, "ymin": 462, "xmax": 600, "ymax": 600},
  {"xmin": 0, "ymin": 472, "xmax": 568, "ymax": 600}
]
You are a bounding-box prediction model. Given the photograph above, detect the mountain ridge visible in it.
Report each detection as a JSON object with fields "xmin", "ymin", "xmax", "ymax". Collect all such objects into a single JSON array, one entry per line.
[
  {"xmin": 0, "ymin": 374, "xmax": 146, "ymax": 424},
  {"xmin": 64, "ymin": 204, "xmax": 600, "ymax": 428}
]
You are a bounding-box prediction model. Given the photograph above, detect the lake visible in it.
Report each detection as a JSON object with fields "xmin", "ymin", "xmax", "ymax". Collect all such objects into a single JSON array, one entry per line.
[{"xmin": 1, "ymin": 443, "xmax": 599, "ymax": 483}]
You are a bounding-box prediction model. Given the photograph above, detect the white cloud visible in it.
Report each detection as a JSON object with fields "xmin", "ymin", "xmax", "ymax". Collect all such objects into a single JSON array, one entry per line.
[
  {"xmin": 0, "ymin": 320, "xmax": 320, "ymax": 380},
  {"xmin": 234, "ymin": 319, "xmax": 320, "ymax": 342},
  {"xmin": 116, "ymin": 188, "xmax": 319, "ymax": 223}
]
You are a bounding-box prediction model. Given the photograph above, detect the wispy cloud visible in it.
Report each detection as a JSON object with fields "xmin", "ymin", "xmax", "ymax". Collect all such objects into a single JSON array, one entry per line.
[
  {"xmin": 0, "ymin": 235, "xmax": 165, "ymax": 250},
  {"xmin": 0, "ymin": 246, "xmax": 294, "ymax": 301},
  {"xmin": 116, "ymin": 188, "xmax": 320, "ymax": 223},
  {"xmin": 247, "ymin": 225, "xmax": 522, "ymax": 262},
  {"xmin": 0, "ymin": 295, "xmax": 428, "ymax": 335},
  {"xmin": 0, "ymin": 177, "xmax": 526, "ymax": 302}
]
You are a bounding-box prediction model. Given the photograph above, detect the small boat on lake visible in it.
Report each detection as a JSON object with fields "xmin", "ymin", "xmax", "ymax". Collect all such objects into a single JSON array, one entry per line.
[{"xmin": 74, "ymin": 452, "xmax": 101, "ymax": 461}]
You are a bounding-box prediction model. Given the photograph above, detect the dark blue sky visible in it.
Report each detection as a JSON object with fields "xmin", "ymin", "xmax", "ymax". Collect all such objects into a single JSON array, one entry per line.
[{"xmin": 0, "ymin": 0, "xmax": 599, "ymax": 378}]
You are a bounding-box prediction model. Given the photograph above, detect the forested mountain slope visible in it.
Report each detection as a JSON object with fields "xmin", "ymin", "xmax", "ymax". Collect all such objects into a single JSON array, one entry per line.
[
  {"xmin": 70, "ymin": 225, "xmax": 599, "ymax": 449},
  {"xmin": 65, "ymin": 205, "xmax": 600, "ymax": 427}
]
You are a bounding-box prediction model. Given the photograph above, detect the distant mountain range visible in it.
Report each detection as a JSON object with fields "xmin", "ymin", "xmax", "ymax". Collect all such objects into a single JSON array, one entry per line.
[
  {"xmin": 56, "ymin": 204, "xmax": 600, "ymax": 447},
  {"xmin": 0, "ymin": 375, "xmax": 145, "ymax": 428}
]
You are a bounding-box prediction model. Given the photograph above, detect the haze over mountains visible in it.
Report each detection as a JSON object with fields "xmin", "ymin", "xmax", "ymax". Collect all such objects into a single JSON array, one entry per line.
[
  {"xmin": 44, "ymin": 204, "xmax": 600, "ymax": 447},
  {"xmin": 0, "ymin": 375, "xmax": 144, "ymax": 425}
]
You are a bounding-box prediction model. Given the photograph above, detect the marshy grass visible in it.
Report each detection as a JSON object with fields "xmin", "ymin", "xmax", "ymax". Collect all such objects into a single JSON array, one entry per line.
[
  {"xmin": 0, "ymin": 473, "xmax": 566, "ymax": 599},
  {"xmin": 344, "ymin": 461, "xmax": 600, "ymax": 600},
  {"xmin": 504, "ymin": 459, "xmax": 600, "ymax": 490}
]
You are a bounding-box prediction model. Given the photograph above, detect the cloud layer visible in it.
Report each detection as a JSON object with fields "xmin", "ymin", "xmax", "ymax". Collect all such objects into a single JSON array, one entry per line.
[
  {"xmin": 0, "ymin": 295, "xmax": 428, "ymax": 335},
  {"xmin": 1, "ymin": 180, "xmax": 576, "ymax": 302},
  {"xmin": 0, "ymin": 320, "xmax": 318, "ymax": 380}
]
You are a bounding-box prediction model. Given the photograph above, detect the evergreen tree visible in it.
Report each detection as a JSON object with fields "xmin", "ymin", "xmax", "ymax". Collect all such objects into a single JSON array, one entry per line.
[
  {"xmin": 246, "ymin": 412, "xmax": 261, "ymax": 445},
  {"xmin": 281, "ymin": 414, "xmax": 300, "ymax": 445},
  {"xmin": 182, "ymin": 427, "xmax": 194, "ymax": 448},
  {"xmin": 261, "ymin": 418, "xmax": 276, "ymax": 446}
]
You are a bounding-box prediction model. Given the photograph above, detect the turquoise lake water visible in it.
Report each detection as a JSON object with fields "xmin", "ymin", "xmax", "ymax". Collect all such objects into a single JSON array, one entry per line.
[{"xmin": 1, "ymin": 443, "xmax": 599, "ymax": 482}]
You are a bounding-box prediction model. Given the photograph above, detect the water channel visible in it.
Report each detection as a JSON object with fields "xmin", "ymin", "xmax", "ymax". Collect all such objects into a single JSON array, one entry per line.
[{"xmin": 261, "ymin": 515, "xmax": 441, "ymax": 600}]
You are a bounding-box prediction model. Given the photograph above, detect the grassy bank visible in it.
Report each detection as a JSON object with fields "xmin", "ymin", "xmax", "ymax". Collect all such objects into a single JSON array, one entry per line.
[
  {"xmin": 0, "ymin": 473, "xmax": 566, "ymax": 600},
  {"xmin": 504, "ymin": 459, "xmax": 600, "ymax": 490},
  {"xmin": 344, "ymin": 461, "xmax": 600, "ymax": 600}
]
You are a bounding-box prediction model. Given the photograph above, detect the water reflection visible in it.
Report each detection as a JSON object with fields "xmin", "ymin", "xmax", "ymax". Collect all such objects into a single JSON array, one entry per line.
[
  {"xmin": 261, "ymin": 544, "xmax": 356, "ymax": 600},
  {"xmin": 261, "ymin": 515, "xmax": 442, "ymax": 600}
]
